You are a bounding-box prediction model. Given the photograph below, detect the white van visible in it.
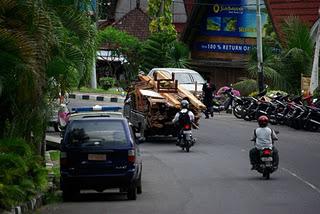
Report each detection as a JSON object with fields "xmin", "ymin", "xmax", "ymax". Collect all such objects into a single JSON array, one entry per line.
[{"xmin": 147, "ymin": 68, "xmax": 205, "ymax": 95}]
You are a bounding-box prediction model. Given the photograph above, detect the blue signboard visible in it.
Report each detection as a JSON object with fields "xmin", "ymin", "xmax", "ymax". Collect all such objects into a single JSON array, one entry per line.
[
  {"xmin": 196, "ymin": 42, "xmax": 254, "ymax": 54},
  {"xmin": 201, "ymin": 0, "xmax": 267, "ymax": 38}
]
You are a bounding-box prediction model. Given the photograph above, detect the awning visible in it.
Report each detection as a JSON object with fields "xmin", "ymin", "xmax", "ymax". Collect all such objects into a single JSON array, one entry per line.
[{"xmin": 96, "ymin": 50, "xmax": 127, "ymax": 63}]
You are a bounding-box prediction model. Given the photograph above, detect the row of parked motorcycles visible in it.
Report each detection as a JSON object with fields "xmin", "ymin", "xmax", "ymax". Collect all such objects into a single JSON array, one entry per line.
[
  {"xmin": 212, "ymin": 88, "xmax": 319, "ymax": 179},
  {"xmin": 216, "ymin": 87, "xmax": 320, "ymax": 132}
]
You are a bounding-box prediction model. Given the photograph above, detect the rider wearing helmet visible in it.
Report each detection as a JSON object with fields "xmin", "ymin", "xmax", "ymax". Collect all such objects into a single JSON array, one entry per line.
[
  {"xmin": 172, "ymin": 99, "xmax": 195, "ymax": 124},
  {"xmin": 172, "ymin": 99, "xmax": 195, "ymax": 145},
  {"xmin": 249, "ymin": 115, "xmax": 279, "ymax": 170},
  {"xmin": 181, "ymin": 99, "xmax": 189, "ymax": 109}
]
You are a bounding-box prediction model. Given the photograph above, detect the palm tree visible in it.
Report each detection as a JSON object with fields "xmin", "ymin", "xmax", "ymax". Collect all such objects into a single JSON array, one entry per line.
[
  {"xmin": 236, "ymin": 16, "xmax": 313, "ymax": 95},
  {"xmin": 0, "ymin": 0, "xmax": 54, "ymax": 140},
  {"xmin": 247, "ymin": 44, "xmax": 287, "ymax": 90},
  {"xmin": 141, "ymin": 32, "xmax": 190, "ymax": 72},
  {"xmin": 280, "ymin": 17, "xmax": 313, "ymax": 93},
  {"xmin": 166, "ymin": 41, "xmax": 190, "ymax": 68},
  {"xmin": 0, "ymin": 0, "xmax": 97, "ymax": 145},
  {"xmin": 45, "ymin": 0, "xmax": 97, "ymax": 95}
]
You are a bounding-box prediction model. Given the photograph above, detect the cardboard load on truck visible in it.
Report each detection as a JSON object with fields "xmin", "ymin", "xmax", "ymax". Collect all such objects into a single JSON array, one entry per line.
[{"xmin": 126, "ymin": 71, "xmax": 206, "ymax": 129}]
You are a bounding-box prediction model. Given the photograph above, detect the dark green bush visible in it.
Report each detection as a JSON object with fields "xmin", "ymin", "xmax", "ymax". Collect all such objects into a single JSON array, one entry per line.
[
  {"xmin": 99, "ymin": 77, "xmax": 115, "ymax": 91},
  {"xmin": 232, "ymin": 79, "xmax": 257, "ymax": 96},
  {"xmin": 0, "ymin": 138, "xmax": 48, "ymax": 210}
]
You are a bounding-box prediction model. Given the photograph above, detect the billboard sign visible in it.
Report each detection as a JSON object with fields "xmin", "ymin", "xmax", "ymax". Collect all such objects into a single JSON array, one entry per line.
[{"xmin": 201, "ymin": 0, "xmax": 268, "ymax": 38}]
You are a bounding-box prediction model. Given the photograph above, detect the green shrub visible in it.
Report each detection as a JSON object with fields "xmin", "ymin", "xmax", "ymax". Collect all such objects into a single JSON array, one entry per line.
[
  {"xmin": 232, "ymin": 79, "xmax": 257, "ymax": 96},
  {"xmin": 99, "ymin": 77, "xmax": 116, "ymax": 91},
  {"xmin": 0, "ymin": 138, "xmax": 48, "ymax": 210},
  {"xmin": 49, "ymin": 150, "xmax": 60, "ymax": 161}
]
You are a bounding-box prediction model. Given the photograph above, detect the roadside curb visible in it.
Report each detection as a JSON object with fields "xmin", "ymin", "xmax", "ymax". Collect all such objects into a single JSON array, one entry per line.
[
  {"xmin": 68, "ymin": 93, "xmax": 125, "ymax": 103},
  {"xmin": 0, "ymin": 194, "xmax": 45, "ymax": 214}
]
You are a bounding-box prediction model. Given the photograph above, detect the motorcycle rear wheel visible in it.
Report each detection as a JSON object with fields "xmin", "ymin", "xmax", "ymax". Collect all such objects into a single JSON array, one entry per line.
[{"xmin": 185, "ymin": 140, "xmax": 190, "ymax": 152}]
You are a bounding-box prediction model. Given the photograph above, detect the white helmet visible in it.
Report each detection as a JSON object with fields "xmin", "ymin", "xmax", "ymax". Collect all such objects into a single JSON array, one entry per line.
[{"xmin": 181, "ymin": 100, "xmax": 189, "ymax": 109}]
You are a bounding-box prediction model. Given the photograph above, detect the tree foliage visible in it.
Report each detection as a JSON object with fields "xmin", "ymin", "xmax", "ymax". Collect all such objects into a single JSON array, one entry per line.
[
  {"xmin": 0, "ymin": 0, "xmax": 97, "ymax": 147},
  {"xmin": 243, "ymin": 16, "xmax": 313, "ymax": 94},
  {"xmin": 0, "ymin": 138, "xmax": 47, "ymax": 210},
  {"xmin": 148, "ymin": 0, "xmax": 176, "ymax": 34},
  {"xmin": 140, "ymin": 31, "xmax": 190, "ymax": 72},
  {"xmin": 97, "ymin": 27, "xmax": 143, "ymax": 82}
]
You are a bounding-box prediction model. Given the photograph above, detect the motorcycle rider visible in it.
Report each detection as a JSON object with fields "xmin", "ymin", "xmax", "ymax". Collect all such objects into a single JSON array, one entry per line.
[
  {"xmin": 172, "ymin": 100, "xmax": 195, "ymax": 145},
  {"xmin": 249, "ymin": 115, "xmax": 279, "ymax": 170}
]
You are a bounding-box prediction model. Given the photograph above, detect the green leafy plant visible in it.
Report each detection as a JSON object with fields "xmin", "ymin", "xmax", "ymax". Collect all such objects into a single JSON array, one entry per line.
[
  {"xmin": 0, "ymin": 0, "xmax": 97, "ymax": 144},
  {"xmin": 232, "ymin": 79, "xmax": 257, "ymax": 96},
  {"xmin": 246, "ymin": 16, "xmax": 313, "ymax": 94},
  {"xmin": 148, "ymin": 0, "xmax": 176, "ymax": 34},
  {"xmin": 97, "ymin": 27, "xmax": 143, "ymax": 82},
  {"xmin": 99, "ymin": 77, "xmax": 116, "ymax": 91},
  {"xmin": 141, "ymin": 31, "xmax": 190, "ymax": 72},
  {"xmin": 0, "ymin": 138, "xmax": 48, "ymax": 210}
]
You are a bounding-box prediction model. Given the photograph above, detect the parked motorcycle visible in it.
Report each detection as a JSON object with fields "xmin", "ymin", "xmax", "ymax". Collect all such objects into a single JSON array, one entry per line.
[
  {"xmin": 49, "ymin": 102, "xmax": 70, "ymax": 132},
  {"xmin": 212, "ymin": 87, "xmax": 244, "ymax": 117}
]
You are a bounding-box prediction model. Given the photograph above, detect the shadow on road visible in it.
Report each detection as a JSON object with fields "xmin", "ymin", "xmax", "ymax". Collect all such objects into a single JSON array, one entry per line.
[
  {"xmin": 65, "ymin": 192, "xmax": 130, "ymax": 202},
  {"xmin": 143, "ymin": 137, "xmax": 177, "ymax": 145}
]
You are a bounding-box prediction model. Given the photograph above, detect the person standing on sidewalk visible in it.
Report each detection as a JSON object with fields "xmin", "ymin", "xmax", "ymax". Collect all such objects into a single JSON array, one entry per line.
[{"xmin": 202, "ymin": 77, "xmax": 216, "ymax": 119}]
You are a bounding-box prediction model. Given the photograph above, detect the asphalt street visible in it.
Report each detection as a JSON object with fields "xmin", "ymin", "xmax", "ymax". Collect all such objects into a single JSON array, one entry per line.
[{"xmin": 42, "ymin": 100, "xmax": 320, "ymax": 214}]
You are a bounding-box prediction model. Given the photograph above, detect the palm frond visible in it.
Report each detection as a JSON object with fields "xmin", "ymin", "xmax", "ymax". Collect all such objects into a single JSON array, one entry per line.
[{"xmin": 282, "ymin": 17, "xmax": 313, "ymax": 57}]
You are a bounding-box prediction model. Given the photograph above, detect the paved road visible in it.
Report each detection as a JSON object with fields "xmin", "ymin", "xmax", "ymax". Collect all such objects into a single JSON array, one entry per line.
[{"xmin": 41, "ymin": 112, "xmax": 320, "ymax": 214}]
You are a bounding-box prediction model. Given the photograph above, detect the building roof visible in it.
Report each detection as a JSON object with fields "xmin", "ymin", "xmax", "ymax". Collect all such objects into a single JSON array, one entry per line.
[
  {"xmin": 112, "ymin": 7, "xmax": 150, "ymax": 41},
  {"xmin": 184, "ymin": 0, "xmax": 195, "ymax": 17},
  {"xmin": 265, "ymin": 0, "xmax": 320, "ymax": 42},
  {"xmin": 181, "ymin": 0, "xmax": 210, "ymax": 46}
]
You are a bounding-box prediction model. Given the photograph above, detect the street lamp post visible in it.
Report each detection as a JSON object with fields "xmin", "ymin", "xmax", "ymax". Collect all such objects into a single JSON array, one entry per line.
[
  {"xmin": 310, "ymin": 8, "xmax": 320, "ymax": 95},
  {"xmin": 256, "ymin": 0, "xmax": 264, "ymax": 93},
  {"xmin": 90, "ymin": 0, "xmax": 98, "ymax": 89}
]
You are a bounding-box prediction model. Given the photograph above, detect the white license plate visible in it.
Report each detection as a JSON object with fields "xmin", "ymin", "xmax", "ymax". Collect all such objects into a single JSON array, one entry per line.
[
  {"xmin": 183, "ymin": 130, "xmax": 192, "ymax": 134},
  {"xmin": 261, "ymin": 157, "xmax": 273, "ymax": 162},
  {"xmin": 88, "ymin": 154, "xmax": 106, "ymax": 161}
]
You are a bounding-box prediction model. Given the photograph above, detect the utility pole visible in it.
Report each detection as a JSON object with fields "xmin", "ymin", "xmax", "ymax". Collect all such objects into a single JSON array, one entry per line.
[
  {"xmin": 90, "ymin": 0, "xmax": 98, "ymax": 89},
  {"xmin": 310, "ymin": 8, "xmax": 320, "ymax": 95},
  {"xmin": 256, "ymin": 0, "xmax": 264, "ymax": 93}
]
